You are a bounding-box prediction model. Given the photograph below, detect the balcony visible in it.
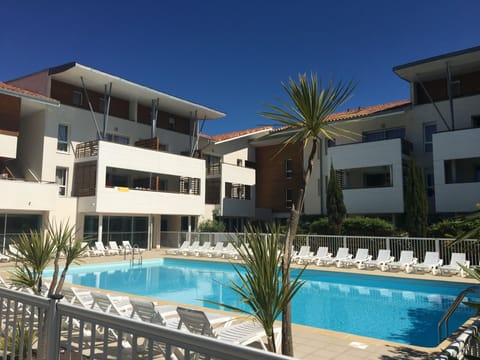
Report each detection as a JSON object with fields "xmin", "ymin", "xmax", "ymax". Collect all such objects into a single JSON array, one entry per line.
[
  {"xmin": 433, "ymin": 127, "xmax": 480, "ymax": 212},
  {"xmin": 0, "ymin": 178, "xmax": 57, "ymax": 211},
  {"xmin": 75, "ymin": 140, "xmax": 205, "ymax": 215},
  {"xmin": 329, "ymin": 138, "xmax": 407, "ymax": 214}
]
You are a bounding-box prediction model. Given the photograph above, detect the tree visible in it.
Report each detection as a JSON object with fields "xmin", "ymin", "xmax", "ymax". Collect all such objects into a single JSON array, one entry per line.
[
  {"xmin": 404, "ymin": 158, "xmax": 428, "ymax": 237},
  {"xmin": 261, "ymin": 73, "xmax": 355, "ymax": 355},
  {"xmin": 327, "ymin": 163, "xmax": 347, "ymax": 234},
  {"xmin": 207, "ymin": 224, "xmax": 305, "ymax": 353}
]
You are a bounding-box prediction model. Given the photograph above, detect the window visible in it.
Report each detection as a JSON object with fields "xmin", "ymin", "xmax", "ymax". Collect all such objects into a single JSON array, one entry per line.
[
  {"xmin": 237, "ymin": 159, "xmax": 243, "ymax": 167},
  {"xmin": 363, "ymin": 128, "xmax": 405, "ymax": 143},
  {"xmin": 56, "ymin": 167, "xmax": 68, "ymax": 196},
  {"xmin": 57, "ymin": 124, "xmax": 69, "ymax": 152},
  {"xmin": 424, "ymin": 123, "xmax": 437, "ymax": 152},
  {"xmin": 425, "ymin": 169, "xmax": 434, "ymax": 197},
  {"xmin": 72, "ymin": 91, "xmax": 83, "ymax": 106},
  {"xmin": 472, "ymin": 115, "xmax": 480, "ymax": 128},
  {"xmin": 225, "ymin": 182, "xmax": 250, "ymax": 200},
  {"xmin": 285, "ymin": 159, "xmax": 293, "ymax": 178},
  {"xmin": 104, "ymin": 133, "xmax": 129, "ymax": 145},
  {"xmin": 285, "ymin": 188, "xmax": 293, "ymax": 209},
  {"xmin": 168, "ymin": 116, "xmax": 176, "ymax": 130}
]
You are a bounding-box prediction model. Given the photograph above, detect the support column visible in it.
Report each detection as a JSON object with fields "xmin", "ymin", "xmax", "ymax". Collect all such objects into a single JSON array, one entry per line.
[{"xmin": 98, "ymin": 214, "xmax": 103, "ymax": 244}]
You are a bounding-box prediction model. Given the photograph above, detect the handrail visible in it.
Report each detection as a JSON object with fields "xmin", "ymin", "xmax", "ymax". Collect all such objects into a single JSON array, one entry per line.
[
  {"xmin": 130, "ymin": 244, "xmax": 142, "ymax": 266},
  {"xmin": 438, "ymin": 285, "xmax": 480, "ymax": 343}
]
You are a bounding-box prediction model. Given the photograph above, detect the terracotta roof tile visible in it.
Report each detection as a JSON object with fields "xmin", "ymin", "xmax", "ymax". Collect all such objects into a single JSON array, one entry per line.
[
  {"xmin": 0, "ymin": 82, "xmax": 58, "ymax": 104},
  {"xmin": 325, "ymin": 100, "xmax": 411, "ymax": 122},
  {"xmin": 208, "ymin": 126, "xmax": 273, "ymax": 142}
]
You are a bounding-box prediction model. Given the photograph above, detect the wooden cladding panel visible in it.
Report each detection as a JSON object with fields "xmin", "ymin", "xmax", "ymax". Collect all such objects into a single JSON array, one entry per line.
[
  {"xmin": 50, "ymin": 80, "xmax": 130, "ymax": 120},
  {"xmin": 0, "ymin": 93, "xmax": 20, "ymax": 133},
  {"xmin": 255, "ymin": 143, "xmax": 303, "ymax": 212}
]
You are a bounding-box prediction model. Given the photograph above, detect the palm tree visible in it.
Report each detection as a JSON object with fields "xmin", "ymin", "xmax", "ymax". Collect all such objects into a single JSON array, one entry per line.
[
  {"xmin": 207, "ymin": 224, "xmax": 305, "ymax": 353},
  {"xmin": 261, "ymin": 73, "xmax": 355, "ymax": 355}
]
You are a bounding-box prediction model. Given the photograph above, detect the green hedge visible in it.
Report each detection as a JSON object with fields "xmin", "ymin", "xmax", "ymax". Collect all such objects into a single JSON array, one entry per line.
[{"xmin": 309, "ymin": 216, "xmax": 396, "ymax": 236}]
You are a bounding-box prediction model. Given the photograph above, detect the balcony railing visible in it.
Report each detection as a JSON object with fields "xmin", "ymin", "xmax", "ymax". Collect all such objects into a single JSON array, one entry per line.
[
  {"xmin": 0, "ymin": 287, "xmax": 288, "ymax": 360},
  {"xmin": 75, "ymin": 140, "xmax": 99, "ymax": 158}
]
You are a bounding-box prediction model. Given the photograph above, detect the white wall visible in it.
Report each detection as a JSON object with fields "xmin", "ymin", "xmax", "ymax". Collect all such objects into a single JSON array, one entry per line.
[
  {"xmin": 0, "ymin": 180, "xmax": 57, "ymax": 211},
  {"xmin": 433, "ymin": 127, "xmax": 480, "ymax": 212},
  {"xmin": 328, "ymin": 138, "xmax": 405, "ymax": 214},
  {"xmin": 0, "ymin": 134, "xmax": 17, "ymax": 159}
]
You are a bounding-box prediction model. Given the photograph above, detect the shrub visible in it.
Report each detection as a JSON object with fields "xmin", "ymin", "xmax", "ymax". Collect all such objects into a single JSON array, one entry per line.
[
  {"xmin": 198, "ymin": 219, "xmax": 226, "ymax": 232},
  {"xmin": 309, "ymin": 218, "xmax": 332, "ymax": 234},
  {"xmin": 309, "ymin": 216, "xmax": 396, "ymax": 236},
  {"xmin": 342, "ymin": 217, "xmax": 396, "ymax": 236}
]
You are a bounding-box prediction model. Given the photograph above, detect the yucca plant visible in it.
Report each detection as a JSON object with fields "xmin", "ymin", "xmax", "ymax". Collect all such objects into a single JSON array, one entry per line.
[
  {"xmin": 206, "ymin": 224, "xmax": 306, "ymax": 353},
  {"xmin": 8, "ymin": 230, "xmax": 55, "ymax": 295},
  {"xmin": 261, "ymin": 73, "xmax": 355, "ymax": 355}
]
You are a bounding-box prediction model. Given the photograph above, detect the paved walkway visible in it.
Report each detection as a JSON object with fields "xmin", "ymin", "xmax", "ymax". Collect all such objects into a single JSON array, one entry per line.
[{"xmin": 1, "ymin": 250, "xmax": 476, "ymax": 359}]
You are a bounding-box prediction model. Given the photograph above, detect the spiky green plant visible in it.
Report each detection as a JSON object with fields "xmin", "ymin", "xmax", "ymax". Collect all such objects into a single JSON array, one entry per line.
[
  {"xmin": 206, "ymin": 224, "xmax": 306, "ymax": 353},
  {"xmin": 8, "ymin": 230, "xmax": 55, "ymax": 294},
  {"xmin": 261, "ymin": 72, "xmax": 355, "ymax": 355}
]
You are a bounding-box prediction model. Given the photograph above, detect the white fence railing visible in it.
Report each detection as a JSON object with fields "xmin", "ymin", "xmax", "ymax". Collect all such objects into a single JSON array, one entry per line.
[
  {"xmin": 0, "ymin": 287, "xmax": 290, "ymax": 360},
  {"xmin": 160, "ymin": 232, "xmax": 480, "ymax": 265}
]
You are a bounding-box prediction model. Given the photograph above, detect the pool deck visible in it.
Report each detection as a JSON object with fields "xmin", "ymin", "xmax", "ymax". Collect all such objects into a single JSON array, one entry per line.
[{"xmin": 1, "ymin": 249, "xmax": 476, "ymax": 360}]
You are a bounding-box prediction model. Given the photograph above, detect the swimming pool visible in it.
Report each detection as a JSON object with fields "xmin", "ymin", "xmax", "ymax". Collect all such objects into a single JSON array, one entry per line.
[{"xmin": 48, "ymin": 258, "xmax": 477, "ymax": 347}]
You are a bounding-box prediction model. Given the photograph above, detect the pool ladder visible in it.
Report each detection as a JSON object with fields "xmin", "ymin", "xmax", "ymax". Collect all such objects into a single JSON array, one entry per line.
[
  {"xmin": 438, "ymin": 285, "xmax": 480, "ymax": 343},
  {"xmin": 129, "ymin": 244, "xmax": 143, "ymax": 267}
]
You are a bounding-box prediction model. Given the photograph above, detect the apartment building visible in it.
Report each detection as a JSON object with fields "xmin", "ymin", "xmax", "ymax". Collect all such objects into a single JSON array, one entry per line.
[
  {"xmin": 252, "ymin": 45, "xmax": 480, "ymax": 222},
  {"xmin": 2, "ymin": 62, "xmax": 225, "ymax": 249},
  {"xmin": 1, "ymin": 46, "xmax": 478, "ymax": 245},
  {"xmin": 198, "ymin": 126, "xmax": 272, "ymax": 231}
]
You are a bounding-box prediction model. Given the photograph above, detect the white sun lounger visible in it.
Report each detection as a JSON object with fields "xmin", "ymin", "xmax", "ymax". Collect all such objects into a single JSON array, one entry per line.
[
  {"xmin": 387, "ymin": 250, "xmax": 417, "ymax": 273},
  {"xmin": 413, "ymin": 251, "xmax": 442, "ymax": 274},
  {"xmin": 340, "ymin": 248, "xmax": 371, "ymax": 268},
  {"xmin": 364, "ymin": 249, "xmax": 394, "ymax": 271},
  {"xmin": 304, "ymin": 247, "xmax": 332, "ymax": 265},
  {"xmin": 95, "ymin": 241, "xmax": 118, "ymax": 256},
  {"xmin": 205, "ymin": 242, "xmax": 225, "ymax": 257},
  {"xmin": 182, "ymin": 241, "xmax": 200, "ymax": 256},
  {"xmin": 122, "ymin": 240, "xmax": 146, "ymax": 254},
  {"xmin": 292, "ymin": 246, "xmax": 313, "ymax": 264},
  {"xmin": 440, "ymin": 253, "xmax": 469, "ymax": 277},
  {"xmin": 166, "ymin": 241, "xmax": 190, "ymax": 255},
  {"xmin": 176, "ymin": 307, "xmax": 280, "ymax": 352},
  {"xmin": 109, "ymin": 241, "xmax": 123, "ymax": 255},
  {"xmin": 194, "ymin": 242, "xmax": 213, "ymax": 256},
  {"xmin": 320, "ymin": 247, "xmax": 352, "ymax": 267}
]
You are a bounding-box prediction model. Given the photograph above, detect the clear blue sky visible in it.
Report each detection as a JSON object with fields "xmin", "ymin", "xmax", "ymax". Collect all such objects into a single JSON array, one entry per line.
[{"xmin": 2, "ymin": 0, "xmax": 479, "ymax": 135}]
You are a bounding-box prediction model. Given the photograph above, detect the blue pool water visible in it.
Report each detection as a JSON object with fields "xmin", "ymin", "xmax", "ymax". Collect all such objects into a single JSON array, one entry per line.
[{"xmin": 46, "ymin": 258, "xmax": 478, "ymax": 347}]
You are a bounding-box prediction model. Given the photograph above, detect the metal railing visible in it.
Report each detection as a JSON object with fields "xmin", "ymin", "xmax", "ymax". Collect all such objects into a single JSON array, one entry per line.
[
  {"xmin": 161, "ymin": 232, "xmax": 480, "ymax": 265},
  {"xmin": 438, "ymin": 285, "xmax": 480, "ymax": 342},
  {"xmin": 0, "ymin": 287, "xmax": 290, "ymax": 360}
]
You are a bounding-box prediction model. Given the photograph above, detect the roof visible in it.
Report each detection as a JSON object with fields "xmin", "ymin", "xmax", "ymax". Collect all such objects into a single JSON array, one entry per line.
[
  {"xmin": 45, "ymin": 62, "xmax": 225, "ymax": 120},
  {"xmin": 324, "ymin": 99, "xmax": 411, "ymax": 122},
  {"xmin": 393, "ymin": 46, "xmax": 480, "ymax": 82},
  {"xmin": 206, "ymin": 126, "xmax": 273, "ymax": 142},
  {"xmin": 0, "ymin": 82, "xmax": 59, "ymax": 106}
]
